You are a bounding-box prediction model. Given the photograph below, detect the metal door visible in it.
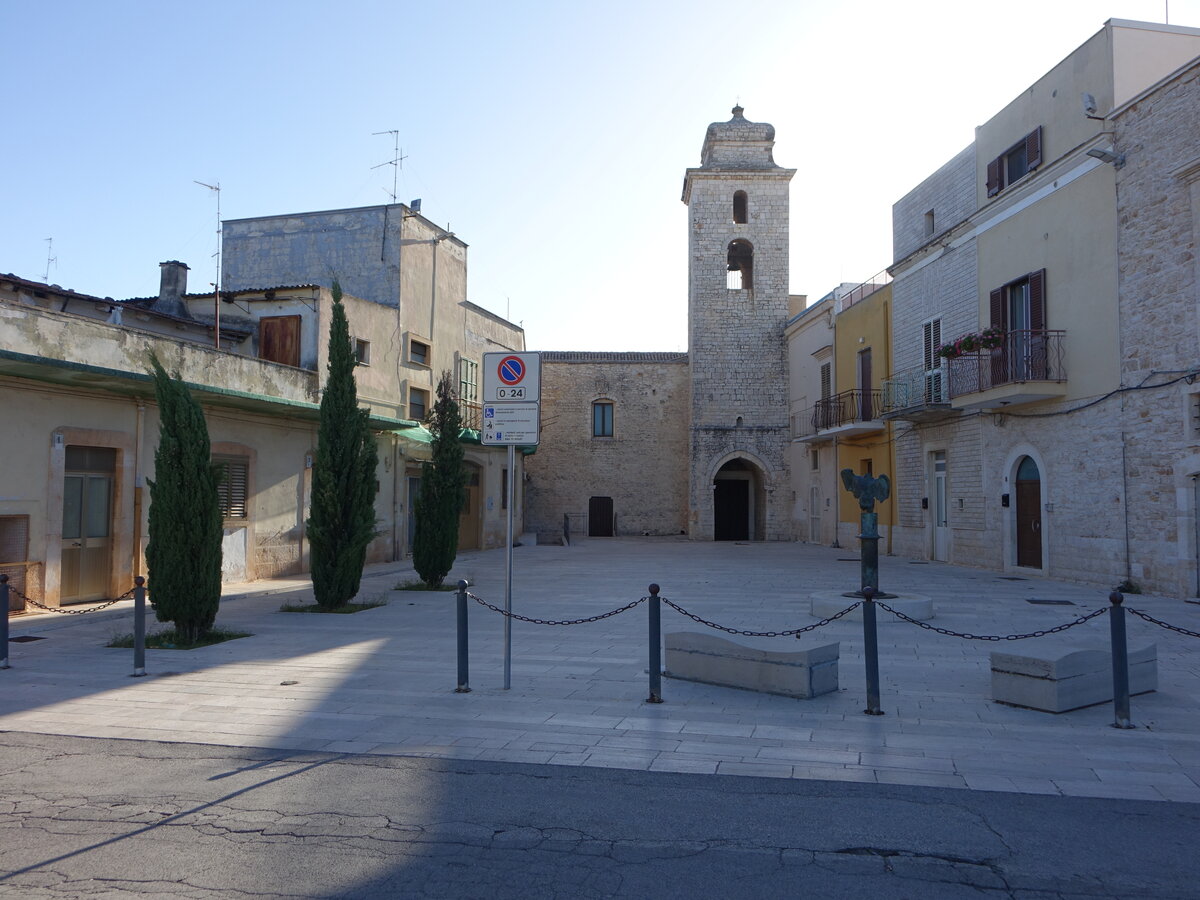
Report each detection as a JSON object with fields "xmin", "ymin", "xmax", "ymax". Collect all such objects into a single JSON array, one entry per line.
[
  {"xmin": 932, "ymin": 451, "xmax": 948, "ymax": 561},
  {"xmin": 588, "ymin": 496, "xmax": 614, "ymax": 537}
]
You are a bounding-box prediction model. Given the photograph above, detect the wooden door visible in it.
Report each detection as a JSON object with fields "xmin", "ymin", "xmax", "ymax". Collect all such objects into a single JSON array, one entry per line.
[
  {"xmin": 588, "ymin": 496, "xmax": 614, "ymax": 537},
  {"xmin": 260, "ymin": 316, "xmax": 301, "ymax": 367},
  {"xmin": 1015, "ymin": 457, "xmax": 1042, "ymax": 568}
]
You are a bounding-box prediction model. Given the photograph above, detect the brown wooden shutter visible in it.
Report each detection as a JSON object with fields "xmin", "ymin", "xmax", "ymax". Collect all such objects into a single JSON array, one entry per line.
[
  {"xmin": 989, "ymin": 287, "xmax": 1006, "ymax": 330},
  {"xmin": 260, "ymin": 316, "xmax": 301, "ymax": 367},
  {"xmin": 1026, "ymin": 126, "xmax": 1043, "ymax": 171},
  {"xmin": 986, "ymin": 158, "xmax": 1003, "ymax": 197},
  {"xmin": 1028, "ymin": 269, "xmax": 1046, "ymax": 330}
]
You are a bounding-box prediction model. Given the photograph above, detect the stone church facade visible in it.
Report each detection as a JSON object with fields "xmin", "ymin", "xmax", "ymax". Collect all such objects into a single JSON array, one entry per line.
[{"xmin": 526, "ymin": 108, "xmax": 795, "ymax": 541}]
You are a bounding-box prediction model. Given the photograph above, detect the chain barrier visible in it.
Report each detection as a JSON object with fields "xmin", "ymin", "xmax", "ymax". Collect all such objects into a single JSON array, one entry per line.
[
  {"xmin": 876, "ymin": 601, "xmax": 1109, "ymax": 640},
  {"xmin": 660, "ymin": 596, "xmax": 862, "ymax": 637},
  {"xmin": 9, "ymin": 584, "xmax": 136, "ymax": 616},
  {"xmin": 466, "ymin": 591, "xmax": 646, "ymax": 626},
  {"xmin": 1127, "ymin": 607, "xmax": 1200, "ymax": 639}
]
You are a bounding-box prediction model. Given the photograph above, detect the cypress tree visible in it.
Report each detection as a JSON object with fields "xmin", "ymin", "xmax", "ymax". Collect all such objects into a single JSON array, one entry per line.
[
  {"xmin": 412, "ymin": 371, "xmax": 465, "ymax": 588},
  {"xmin": 145, "ymin": 354, "xmax": 223, "ymax": 644},
  {"xmin": 307, "ymin": 283, "xmax": 379, "ymax": 609}
]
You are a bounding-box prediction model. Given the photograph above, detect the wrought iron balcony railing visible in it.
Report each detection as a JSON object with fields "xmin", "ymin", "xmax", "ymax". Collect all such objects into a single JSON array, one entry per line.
[
  {"xmin": 881, "ymin": 366, "xmax": 950, "ymax": 413},
  {"xmin": 946, "ymin": 329, "xmax": 1066, "ymax": 397},
  {"xmin": 811, "ymin": 388, "xmax": 884, "ymax": 432}
]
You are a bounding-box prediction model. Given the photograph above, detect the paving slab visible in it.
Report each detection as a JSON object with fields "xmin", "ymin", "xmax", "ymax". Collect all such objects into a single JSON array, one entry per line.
[{"xmin": 4, "ymin": 538, "xmax": 1200, "ymax": 801}]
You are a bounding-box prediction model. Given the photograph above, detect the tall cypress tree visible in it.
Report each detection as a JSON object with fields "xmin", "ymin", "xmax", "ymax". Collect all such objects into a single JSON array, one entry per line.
[
  {"xmin": 413, "ymin": 371, "xmax": 465, "ymax": 588},
  {"xmin": 145, "ymin": 354, "xmax": 223, "ymax": 643},
  {"xmin": 307, "ymin": 283, "xmax": 379, "ymax": 609}
]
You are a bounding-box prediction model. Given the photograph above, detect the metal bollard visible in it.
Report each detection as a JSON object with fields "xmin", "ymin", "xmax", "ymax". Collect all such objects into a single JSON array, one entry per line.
[
  {"xmin": 1109, "ymin": 590, "xmax": 1133, "ymax": 729},
  {"xmin": 455, "ymin": 580, "xmax": 471, "ymax": 693},
  {"xmin": 1, "ymin": 574, "xmax": 10, "ymax": 669},
  {"xmin": 132, "ymin": 576, "xmax": 147, "ymax": 677},
  {"xmin": 862, "ymin": 586, "xmax": 883, "ymax": 715},
  {"xmin": 647, "ymin": 583, "xmax": 663, "ymax": 704}
]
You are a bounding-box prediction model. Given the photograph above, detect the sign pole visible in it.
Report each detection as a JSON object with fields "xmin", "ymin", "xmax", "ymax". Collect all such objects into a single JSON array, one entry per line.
[{"xmin": 504, "ymin": 443, "xmax": 515, "ymax": 690}]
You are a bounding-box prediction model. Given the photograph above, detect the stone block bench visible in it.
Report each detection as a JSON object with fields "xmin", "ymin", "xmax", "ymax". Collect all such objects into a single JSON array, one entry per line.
[
  {"xmin": 664, "ymin": 631, "xmax": 839, "ymax": 699},
  {"xmin": 990, "ymin": 642, "xmax": 1157, "ymax": 713}
]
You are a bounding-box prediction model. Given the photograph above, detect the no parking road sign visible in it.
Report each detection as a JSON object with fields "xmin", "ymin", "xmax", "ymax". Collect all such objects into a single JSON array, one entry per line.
[{"xmin": 483, "ymin": 352, "xmax": 541, "ymax": 402}]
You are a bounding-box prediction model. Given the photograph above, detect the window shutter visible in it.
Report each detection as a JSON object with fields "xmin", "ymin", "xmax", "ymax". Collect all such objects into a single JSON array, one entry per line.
[
  {"xmin": 260, "ymin": 316, "xmax": 301, "ymax": 367},
  {"xmin": 1028, "ymin": 269, "xmax": 1046, "ymax": 330},
  {"xmin": 986, "ymin": 158, "xmax": 1003, "ymax": 197},
  {"xmin": 1026, "ymin": 126, "xmax": 1043, "ymax": 171},
  {"xmin": 989, "ymin": 287, "xmax": 1006, "ymax": 330},
  {"xmin": 820, "ymin": 363, "xmax": 831, "ymax": 401},
  {"xmin": 214, "ymin": 457, "xmax": 249, "ymax": 519}
]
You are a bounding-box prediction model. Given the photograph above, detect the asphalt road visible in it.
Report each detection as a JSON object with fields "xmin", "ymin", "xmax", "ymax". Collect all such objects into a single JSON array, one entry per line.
[{"xmin": 0, "ymin": 732, "xmax": 1197, "ymax": 898}]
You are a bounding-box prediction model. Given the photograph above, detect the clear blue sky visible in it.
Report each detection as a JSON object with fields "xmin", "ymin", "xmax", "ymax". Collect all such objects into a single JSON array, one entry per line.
[{"xmin": 4, "ymin": 1, "xmax": 1197, "ymax": 351}]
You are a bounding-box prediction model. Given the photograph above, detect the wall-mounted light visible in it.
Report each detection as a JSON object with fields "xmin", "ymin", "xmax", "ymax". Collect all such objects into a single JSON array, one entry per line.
[
  {"xmin": 1087, "ymin": 146, "xmax": 1125, "ymax": 168},
  {"xmin": 305, "ymin": 454, "xmax": 313, "ymax": 469}
]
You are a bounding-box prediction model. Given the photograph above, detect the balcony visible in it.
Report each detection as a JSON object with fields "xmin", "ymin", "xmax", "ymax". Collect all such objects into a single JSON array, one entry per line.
[
  {"xmin": 796, "ymin": 389, "xmax": 885, "ymax": 442},
  {"xmin": 947, "ymin": 329, "xmax": 1067, "ymax": 411},
  {"xmin": 881, "ymin": 366, "xmax": 954, "ymax": 422}
]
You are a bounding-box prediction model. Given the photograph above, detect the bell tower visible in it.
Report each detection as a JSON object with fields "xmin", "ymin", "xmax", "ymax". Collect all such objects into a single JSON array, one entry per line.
[{"xmin": 682, "ymin": 107, "xmax": 795, "ymax": 540}]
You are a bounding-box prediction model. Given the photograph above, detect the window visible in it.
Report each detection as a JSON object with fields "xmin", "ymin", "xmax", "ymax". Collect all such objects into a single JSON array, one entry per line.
[
  {"xmin": 458, "ymin": 358, "xmax": 479, "ymax": 403},
  {"xmin": 409, "ymin": 387, "xmax": 429, "ymax": 421},
  {"xmin": 924, "ymin": 209, "xmax": 936, "ymax": 237},
  {"xmin": 860, "ymin": 459, "xmax": 873, "ymax": 476},
  {"xmin": 987, "ymin": 126, "xmax": 1043, "ymax": 197},
  {"xmin": 819, "ymin": 362, "xmax": 832, "ymax": 401},
  {"xmin": 733, "ymin": 191, "xmax": 748, "ymax": 224},
  {"xmin": 354, "ymin": 339, "xmax": 371, "ymax": 366},
  {"xmin": 409, "ymin": 338, "xmax": 430, "ymax": 367},
  {"xmin": 213, "ymin": 456, "xmax": 249, "ymax": 519},
  {"xmin": 0, "ymin": 514, "xmax": 30, "ymax": 605},
  {"xmin": 592, "ymin": 400, "xmax": 614, "ymax": 437},
  {"xmin": 1191, "ymin": 393, "xmax": 1200, "ymax": 439},
  {"xmin": 260, "ymin": 315, "xmax": 301, "ymax": 367},
  {"xmin": 990, "ymin": 269, "xmax": 1048, "ymax": 381},
  {"xmin": 726, "ymin": 239, "xmax": 753, "ymax": 290},
  {"xmin": 810, "ymin": 449, "xmax": 819, "ymax": 471}
]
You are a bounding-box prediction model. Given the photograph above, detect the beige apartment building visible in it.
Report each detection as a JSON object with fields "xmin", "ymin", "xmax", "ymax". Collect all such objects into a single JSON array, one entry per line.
[
  {"xmin": 0, "ymin": 203, "xmax": 525, "ymax": 610},
  {"xmin": 882, "ymin": 19, "xmax": 1200, "ymax": 596}
]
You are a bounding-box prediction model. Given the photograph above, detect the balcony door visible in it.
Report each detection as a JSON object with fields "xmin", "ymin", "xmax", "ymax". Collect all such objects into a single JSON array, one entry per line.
[{"xmin": 857, "ymin": 349, "xmax": 873, "ymax": 420}]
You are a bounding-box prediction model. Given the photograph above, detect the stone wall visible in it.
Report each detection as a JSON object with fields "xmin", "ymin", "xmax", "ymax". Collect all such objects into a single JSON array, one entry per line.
[
  {"xmin": 1113, "ymin": 58, "xmax": 1200, "ymax": 597},
  {"xmin": 525, "ymin": 353, "xmax": 689, "ymax": 537}
]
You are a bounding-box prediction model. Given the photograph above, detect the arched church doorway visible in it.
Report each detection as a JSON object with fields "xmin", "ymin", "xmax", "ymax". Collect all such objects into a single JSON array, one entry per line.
[
  {"xmin": 1014, "ymin": 455, "xmax": 1042, "ymax": 568},
  {"xmin": 713, "ymin": 458, "xmax": 763, "ymax": 541}
]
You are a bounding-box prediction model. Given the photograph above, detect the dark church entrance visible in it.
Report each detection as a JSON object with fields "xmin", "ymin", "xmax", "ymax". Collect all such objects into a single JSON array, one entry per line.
[{"xmin": 713, "ymin": 458, "xmax": 762, "ymax": 541}]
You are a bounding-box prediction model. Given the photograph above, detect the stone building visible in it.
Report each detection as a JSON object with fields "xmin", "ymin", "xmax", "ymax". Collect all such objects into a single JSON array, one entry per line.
[
  {"xmin": 1111, "ymin": 53, "xmax": 1200, "ymax": 597},
  {"xmin": 880, "ymin": 19, "xmax": 1200, "ymax": 595},
  {"xmin": 527, "ymin": 108, "xmax": 796, "ymax": 542}
]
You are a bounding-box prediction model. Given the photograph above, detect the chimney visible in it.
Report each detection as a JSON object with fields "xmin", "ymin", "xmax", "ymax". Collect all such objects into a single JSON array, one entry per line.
[{"xmin": 157, "ymin": 260, "xmax": 192, "ymax": 318}]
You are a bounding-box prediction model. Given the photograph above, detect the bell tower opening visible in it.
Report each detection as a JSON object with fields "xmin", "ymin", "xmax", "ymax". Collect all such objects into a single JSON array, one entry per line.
[{"xmin": 726, "ymin": 239, "xmax": 753, "ymax": 290}]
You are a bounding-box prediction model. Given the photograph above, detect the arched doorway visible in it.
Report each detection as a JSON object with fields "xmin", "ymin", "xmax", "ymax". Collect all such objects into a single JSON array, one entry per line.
[
  {"xmin": 1014, "ymin": 455, "xmax": 1042, "ymax": 568},
  {"xmin": 713, "ymin": 458, "xmax": 763, "ymax": 541}
]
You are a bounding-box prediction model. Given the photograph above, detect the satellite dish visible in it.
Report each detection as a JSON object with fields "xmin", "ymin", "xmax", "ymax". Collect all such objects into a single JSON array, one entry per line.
[{"xmin": 1081, "ymin": 92, "xmax": 1099, "ymax": 117}]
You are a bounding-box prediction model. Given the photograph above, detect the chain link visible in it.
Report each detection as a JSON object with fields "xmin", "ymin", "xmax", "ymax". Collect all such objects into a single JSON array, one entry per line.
[
  {"xmin": 660, "ymin": 597, "xmax": 862, "ymax": 637},
  {"xmin": 876, "ymin": 601, "xmax": 1108, "ymax": 640},
  {"xmin": 1127, "ymin": 607, "xmax": 1200, "ymax": 639},
  {"xmin": 466, "ymin": 591, "xmax": 646, "ymax": 625},
  {"xmin": 8, "ymin": 584, "xmax": 136, "ymax": 616}
]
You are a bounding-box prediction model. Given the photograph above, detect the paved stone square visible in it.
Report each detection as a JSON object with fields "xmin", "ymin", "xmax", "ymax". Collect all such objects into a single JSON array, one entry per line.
[{"xmin": 4, "ymin": 538, "xmax": 1200, "ymax": 802}]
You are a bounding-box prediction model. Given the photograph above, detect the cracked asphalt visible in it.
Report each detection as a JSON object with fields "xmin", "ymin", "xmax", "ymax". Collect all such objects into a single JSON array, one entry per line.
[{"xmin": 1, "ymin": 732, "xmax": 1198, "ymax": 898}]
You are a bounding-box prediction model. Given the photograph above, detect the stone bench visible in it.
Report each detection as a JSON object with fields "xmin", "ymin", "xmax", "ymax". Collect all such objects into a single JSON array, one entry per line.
[
  {"xmin": 664, "ymin": 631, "xmax": 839, "ymax": 699},
  {"xmin": 990, "ymin": 642, "xmax": 1157, "ymax": 713}
]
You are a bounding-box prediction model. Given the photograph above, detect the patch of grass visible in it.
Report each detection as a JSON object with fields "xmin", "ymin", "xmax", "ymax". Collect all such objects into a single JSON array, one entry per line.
[
  {"xmin": 393, "ymin": 580, "xmax": 460, "ymax": 592},
  {"xmin": 107, "ymin": 627, "xmax": 251, "ymax": 650},
  {"xmin": 279, "ymin": 595, "xmax": 388, "ymax": 613},
  {"xmin": 1115, "ymin": 579, "xmax": 1143, "ymax": 595}
]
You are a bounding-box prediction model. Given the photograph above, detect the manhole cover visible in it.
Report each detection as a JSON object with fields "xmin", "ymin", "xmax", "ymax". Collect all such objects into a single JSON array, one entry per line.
[
  {"xmin": 1026, "ymin": 598, "xmax": 1075, "ymax": 606},
  {"xmin": 9, "ymin": 635, "xmax": 46, "ymax": 643}
]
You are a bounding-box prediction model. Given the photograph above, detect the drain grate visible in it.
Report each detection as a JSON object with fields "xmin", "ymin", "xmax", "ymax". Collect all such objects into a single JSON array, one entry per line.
[
  {"xmin": 998, "ymin": 576, "xmax": 1027, "ymax": 581},
  {"xmin": 837, "ymin": 558, "xmax": 860, "ymax": 562},
  {"xmin": 9, "ymin": 635, "xmax": 46, "ymax": 643},
  {"xmin": 1026, "ymin": 598, "xmax": 1075, "ymax": 606}
]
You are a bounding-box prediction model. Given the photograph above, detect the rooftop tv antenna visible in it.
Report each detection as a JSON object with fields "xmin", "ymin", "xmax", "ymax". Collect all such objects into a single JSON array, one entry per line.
[
  {"xmin": 43, "ymin": 237, "xmax": 56, "ymax": 282},
  {"xmin": 372, "ymin": 130, "xmax": 407, "ymax": 203},
  {"xmin": 194, "ymin": 180, "xmax": 222, "ymax": 348}
]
